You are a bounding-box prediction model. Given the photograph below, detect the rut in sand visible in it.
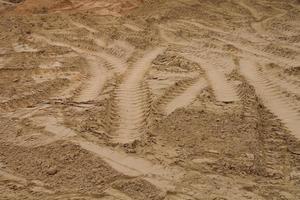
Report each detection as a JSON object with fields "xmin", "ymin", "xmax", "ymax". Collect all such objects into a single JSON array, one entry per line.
[
  {"xmin": 109, "ymin": 47, "xmax": 166, "ymax": 144},
  {"xmin": 240, "ymin": 59, "xmax": 300, "ymax": 139}
]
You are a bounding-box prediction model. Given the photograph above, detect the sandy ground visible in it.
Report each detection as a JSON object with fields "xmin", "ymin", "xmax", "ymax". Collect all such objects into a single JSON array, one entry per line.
[{"xmin": 0, "ymin": 0, "xmax": 300, "ymax": 199}]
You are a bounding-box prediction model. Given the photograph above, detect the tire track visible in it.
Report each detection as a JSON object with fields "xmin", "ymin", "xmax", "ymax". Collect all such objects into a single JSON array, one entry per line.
[
  {"xmin": 261, "ymin": 44, "xmax": 299, "ymax": 60},
  {"xmin": 40, "ymin": 31, "xmax": 129, "ymax": 74},
  {"xmin": 110, "ymin": 47, "xmax": 166, "ymax": 144},
  {"xmin": 29, "ymin": 114, "xmax": 181, "ymax": 192},
  {"xmin": 155, "ymin": 78, "xmax": 197, "ymax": 110},
  {"xmin": 107, "ymin": 40, "xmax": 135, "ymax": 60},
  {"xmin": 70, "ymin": 20, "xmax": 98, "ymax": 33},
  {"xmin": 262, "ymin": 69, "xmax": 300, "ymax": 97},
  {"xmin": 240, "ymin": 59, "xmax": 300, "ymax": 139},
  {"xmin": 236, "ymin": 0, "xmax": 262, "ymax": 20},
  {"xmin": 76, "ymin": 139, "xmax": 179, "ymax": 191},
  {"xmin": 33, "ymin": 34, "xmax": 124, "ymax": 102},
  {"xmin": 147, "ymin": 69, "xmax": 200, "ymax": 100},
  {"xmin": 123, "ymin": 23, "xmax": 143, "ymax": 32},
  {"xmin": 158, "ymin": 25, "xmax": 193, "ymax": 47},
  {"xmin": 216, "ymin": 36, "xmax": 299, "ymax": 68},
  {"xmin": 164, "ymin": 77, "xmax": 208, "ymax": 115},
  {"xmin": 177, "ymin": 19, "xmax": 229, "ymax": 35},
  {"xmin": 205, "ymin": 67, "xmax": 239, "ymax": 103},
  {"xmin": 75, "ymin": 56, "xmax": 107, "ymax": 102},
  {"xmin": 182, "ymin": 54, "xmax": 240, "ymax": 103},
  {"xmin": 251, "ymin": 9, "xmax": 288, "ymax": 39},
  {"xmin": 98, "ymin": 51, "xmax": 127, "ymax": 75},
  {"xmin": 70, "ymin": 20, "xmax": 134, "ymax": 60},
  {"xmin": 35, "ymin": 34, "xmax": 105, "ymax": 102}
]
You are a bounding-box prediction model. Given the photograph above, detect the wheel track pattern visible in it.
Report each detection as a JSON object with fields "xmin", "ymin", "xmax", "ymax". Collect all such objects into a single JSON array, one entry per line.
[
  {"xmin": 260, "ymin": 44, "xmax": 299, "ymax": 60},
  {"xmin": 34, "ymin": 35, "xmax": 102, "ymax": 102},
  {"xmin": 154, "ymin": 78, "xmax": 196, "ymax": 111},
  {"xmin": 33, "ymin": 34, "xmax": 128, "ymax": 101},
  {"xmin": 164, "ymin": 77, "xmax": 208, "ymax": 115},
  {"xmin": 106, "ymin": 40, "xmax": 135, "ymax": 60},
  {"xmin": 236, "ymin": 0, "xmax": 262, "ymax": 20},
  {"xmin": 29, "ymin": 114, "xmax": 181, "ymax": 192},
  {"xmin": 75, "ymin": 56, "xmax": 107, "ymax": 102},
  {"xmin": 237, "ymin": 68, "xmax": 299, "ymax": 181},
  {"xmin": 212, "ymin": 32, "xmax": 299, "ymax": 68},
  {"xmin": 240, "ymin": 59, "xmax": 300, "ymax": 139},
  {"xmin": 154, "ymin": 77, "xmax": 202, "ymax": 114},
  {"xmin": 182, "ymin": 54, "xmax": 239, "ymax": 103},
  {"xmin": 205, "ymin": 67, "xmax": 239, "ymax": 103},
  {"xmin": 261, "ymin": 69, "xmax": 300, "ymax": 97},
  {"xmin": 70, "ymin": 20, "xmax": 98, "ymax": 33},
  {"xmin": 176, "ymin": 19, "xmax": 229, "ymax": 35},
  {"xmin": 98, "ymin": 52, "xmax": 128, "ymax": 75},
  {"xmin": 109, "ymin": 47, "xmax": 166, "ymax": 144},
  {"xmin": 42, "ymin": 33, "xmax": 129, "ymax": 74},
  {"xmin": 107, "ymin": 45, "xmax": 126, "ymax": 58}
]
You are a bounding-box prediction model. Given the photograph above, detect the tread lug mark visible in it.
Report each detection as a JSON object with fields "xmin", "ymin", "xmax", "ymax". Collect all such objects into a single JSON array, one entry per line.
[
  {"xmin": 182, "ymin": 54, "xmax": 239, "ymax": 103},
  {"xmin": 240, "ymin": 59, "xmax": 300, "ymax": 139},
  {"xmin": 109, "ymin": 47, "xmax": 166, "ymax": 144},
  {"xmin": 163, "ymin": 77, "xmax": 208, "ymax": 115}
]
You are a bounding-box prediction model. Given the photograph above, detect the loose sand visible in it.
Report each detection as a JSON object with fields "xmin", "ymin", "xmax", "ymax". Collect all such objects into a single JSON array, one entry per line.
[{"xmin": 0, "ymin": 0, "xmax": 300, "ymax": 199}]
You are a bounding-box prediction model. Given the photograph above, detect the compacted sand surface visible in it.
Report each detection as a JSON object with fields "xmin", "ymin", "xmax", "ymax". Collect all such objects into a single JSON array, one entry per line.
[{"xmin": 0, "ymin": 0, "xmax": 300, "ymax": 199}]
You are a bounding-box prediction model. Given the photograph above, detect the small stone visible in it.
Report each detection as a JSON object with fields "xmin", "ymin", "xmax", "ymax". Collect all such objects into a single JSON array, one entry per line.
[
  {"xmin": 245, "ymin": 153, "xmax": 255, "ymax": 161},
  {"xmin": 46, "ymin": 167, "xmax": 58, "ymax": 176},
  {"xmin": 265, "ymin": 168, "xmax": 283, "ymax": 179},
  {"xmin": 290, "ymin": 170, "xmax": 300, "ymax": 180},
  {"xmin": 279, "ymin": 191, "xmax": 294, "ymax": 200},
  {"xmin": 31, "ymin": 180, "xmax": 44, "ymax": 187},
  {"xmin": 207, "ymin": 149, "xmax": 219, "ymax": 154}
]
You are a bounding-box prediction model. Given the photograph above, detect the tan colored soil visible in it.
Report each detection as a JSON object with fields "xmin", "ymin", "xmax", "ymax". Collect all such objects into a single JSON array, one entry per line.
[{"xmin": 0, "ymin": 0, "xmax": 300, "ymax": 199}]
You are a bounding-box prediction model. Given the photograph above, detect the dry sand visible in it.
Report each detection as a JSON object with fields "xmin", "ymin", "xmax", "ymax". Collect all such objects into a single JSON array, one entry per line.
[{"xmin": 0, "ymin": 0, "xmax": 300, "ymax": 199}]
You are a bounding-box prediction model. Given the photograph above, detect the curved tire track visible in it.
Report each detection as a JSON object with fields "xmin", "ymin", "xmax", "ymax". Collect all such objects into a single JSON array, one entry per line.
[
  {"xmin": 75, "ymin": 56, "xmax": 107, "ymax": 102},
  {"xmin": 109, "ymin": 47, "xmax": 166, "ymax": 144},
  {"xmin": 30, "ymin": 114, "xmax": 181, "ymax": 192},
  {"xmin": 240, "ymin": 59, "xmax": 300, "ymax": 139},
  {"xmin": 163, "ymin": 77, "xmax": 207, "ymax": 115},
  {"xmin": 33, "ymin": 34, "xmax": 124, "ymax": 102},
  {"xmin": 182, "ymin": 54, "xmax": 239, "ymax": 103},
  {"xmin": 262, "ymin": 69, "xmax": 300, "ymax": 97}
]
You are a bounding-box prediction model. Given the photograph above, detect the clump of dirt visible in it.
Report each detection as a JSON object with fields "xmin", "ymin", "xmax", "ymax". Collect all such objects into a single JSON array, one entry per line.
[{"xmin": 153, "ymin": 52, "xmax": 201, "ymax": 72}]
